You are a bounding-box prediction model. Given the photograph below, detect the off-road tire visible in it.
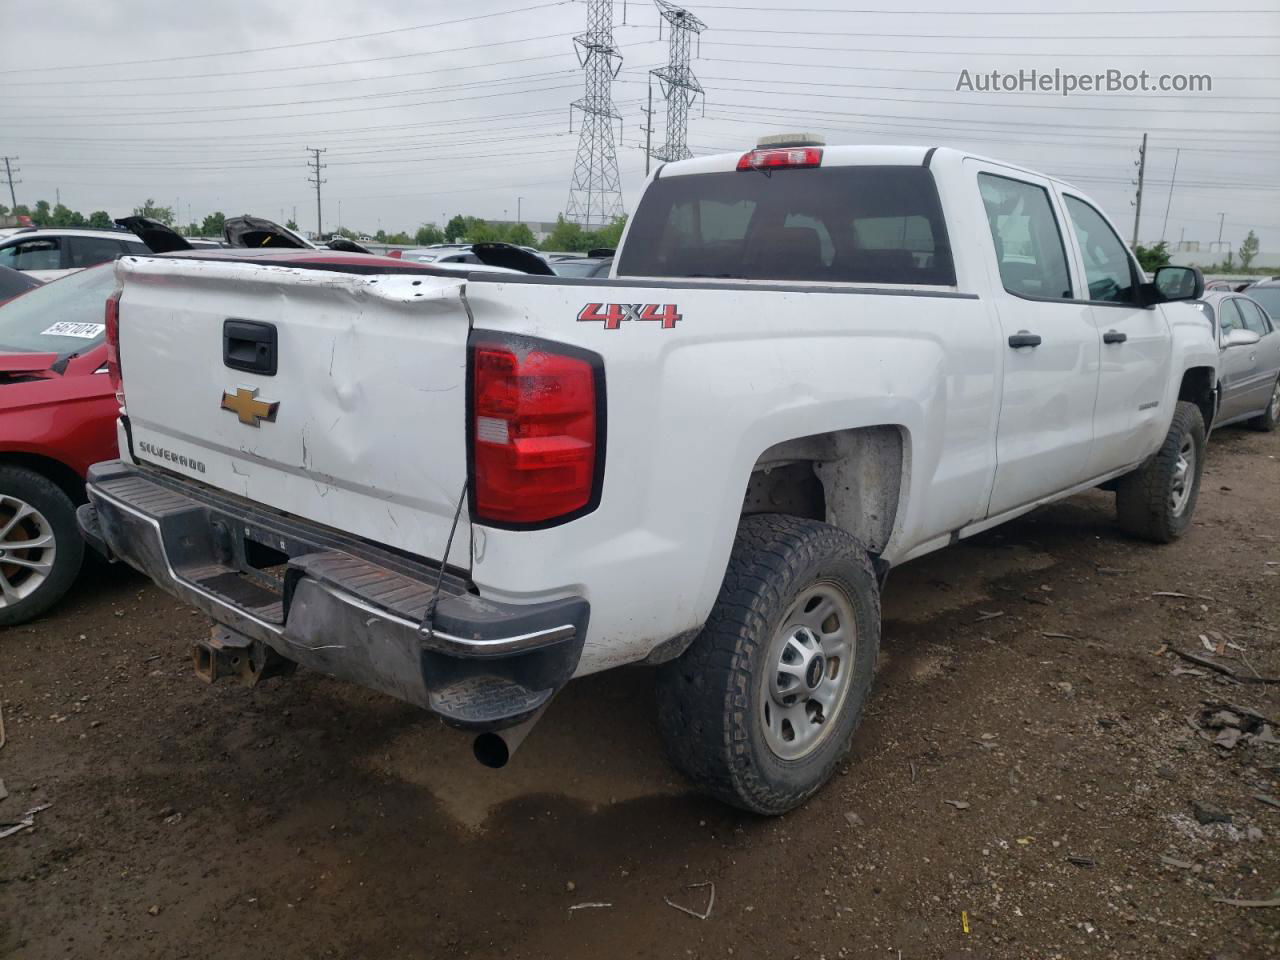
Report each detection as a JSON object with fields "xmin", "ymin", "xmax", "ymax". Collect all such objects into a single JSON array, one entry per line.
[
  {"xmin": 0, "ymin": 467, "xmax": 84, "ymax": 628},
  {"xmin": 1247, "ymin": 375, "xmax": 1280, "ymax": 432},
  {"xmin": 655, "ymin": 514, "xmax": 880, "ymax": 815},
  {"xmin": 1115, "ymin": 400, "xmax": 1206, "ymax": 543}
]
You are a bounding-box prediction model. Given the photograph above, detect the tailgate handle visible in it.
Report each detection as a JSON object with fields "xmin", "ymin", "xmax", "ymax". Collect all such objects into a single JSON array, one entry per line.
[{"xmin": 223, "ymin": 320, "xmax": 278, "ymax": 376}]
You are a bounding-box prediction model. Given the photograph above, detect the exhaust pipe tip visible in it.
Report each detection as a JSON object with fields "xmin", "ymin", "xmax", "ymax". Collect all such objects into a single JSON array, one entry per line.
[
  {"xmin": 473, "ymin": 732, "xmax": 512, "ymax": 769},
  {"xmin": 471, "ymin": 700, "xmax": 554, "ymax": 769}
]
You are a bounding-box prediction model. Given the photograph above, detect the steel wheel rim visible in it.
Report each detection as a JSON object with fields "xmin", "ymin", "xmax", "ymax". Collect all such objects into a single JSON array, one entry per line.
[
  {"xmin": 759, "ymin": 580, "xmax": 857, "ymax": 761},
  {"xmin": 1170, "ymin": 435, "xmax": 1196, "ymax": 516},
  {"xmin": 1270, "ymin": 380, "xmax": 1280, "ymax": 420},
  {"xmin": 0, "ymin": 495, "xmax": 57, "ymax": 608}
]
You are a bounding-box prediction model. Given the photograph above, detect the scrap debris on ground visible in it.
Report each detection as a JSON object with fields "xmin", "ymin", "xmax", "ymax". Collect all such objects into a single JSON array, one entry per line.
[{"xmin": 0, "ymin": 426, "xmax": 1276, "ymax": 959}]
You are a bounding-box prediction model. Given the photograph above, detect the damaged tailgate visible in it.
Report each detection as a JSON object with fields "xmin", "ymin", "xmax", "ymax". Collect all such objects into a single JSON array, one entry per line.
[{"xmin": 115, "ymin": 254, "xmax": 472, "ymax": 557}]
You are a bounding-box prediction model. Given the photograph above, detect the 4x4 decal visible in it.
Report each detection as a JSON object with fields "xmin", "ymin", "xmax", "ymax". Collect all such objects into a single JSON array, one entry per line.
[{"xmin": 577, "ymin": 302, "xmax": 682, "ymax": 330}]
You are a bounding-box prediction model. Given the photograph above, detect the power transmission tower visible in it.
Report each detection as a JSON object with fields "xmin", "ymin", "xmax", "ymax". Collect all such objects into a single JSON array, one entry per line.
[
  {"xmin": 306, "ymin": 147, "xmax": 327, "ymax": 238},
  {"xmin": 1, "ymin": 156, "xmax": 20, "ymax": 209},
  {"xmin": 650, "ymin": 1, "xmax": 707, "ymax": 163},
  {"xmin": 565, "ymin": 0, "xmax": 624, "ymax": 229},
  {"xmin": 1131, "ymin": 132, "xmax": 1147, "ymax": 248}
]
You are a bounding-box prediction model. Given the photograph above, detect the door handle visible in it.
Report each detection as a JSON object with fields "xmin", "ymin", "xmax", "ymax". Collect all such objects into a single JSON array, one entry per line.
[
  {"xmin": 223, "ymin": 319, "xmax": 278, "ymax": 376},
  {"xmin": 1103, "ymin": 330, "xmax": 1128, "ymax": 344},
  {"xmin": 1008, "ymin": 331, "xmax": 1042, "ymax": 348}
]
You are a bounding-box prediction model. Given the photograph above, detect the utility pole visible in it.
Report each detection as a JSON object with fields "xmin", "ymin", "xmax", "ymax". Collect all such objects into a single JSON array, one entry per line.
[
  {"xmin": 1159, "ymin": 147, "xmax": 1180, "ymax": 243},
  {"xmin": 642, "ymin": 79, "xmax": 655, "ymax": 176},
  {"xmin": 306, "ymin": 147, "xmax": 327, "ymax": 237},
  {"xmin": 517, "ymin": 197, "xmax": 523, "ymax": 224},
  {"xmin": 2, "ymin": 157, "xmax": 19, "ymax": 209},
  {"xmin": 651, "ymin": 1, "xmax": 708, "ymax": 163},
  {"xmin": 1131, "ymin": 132, "xmax": 1147, "ymax": 248},
  {"xmin": 566, "ymin": 0, "xmax": 625, "ymax": 229},
  {"xmin": 1217, "ymin": 212, "xmax": 1226, "ymax": 245}
]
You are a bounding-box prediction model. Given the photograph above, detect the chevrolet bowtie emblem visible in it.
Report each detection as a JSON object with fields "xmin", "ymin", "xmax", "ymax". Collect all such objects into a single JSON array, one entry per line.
[{"xmin": 220, "ymin": 386, "xmax": 279, "ymax": 427}]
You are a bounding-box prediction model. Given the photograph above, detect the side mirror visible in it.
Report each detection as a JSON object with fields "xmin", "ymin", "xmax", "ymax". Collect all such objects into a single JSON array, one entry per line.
[
  {"xmin": 1152, "ymin": 265, "xmax": 1204, "ymax": 302},
  {"xmin": 1223, "ymin": 328, "xmax": 1262, "ymax": 348}
]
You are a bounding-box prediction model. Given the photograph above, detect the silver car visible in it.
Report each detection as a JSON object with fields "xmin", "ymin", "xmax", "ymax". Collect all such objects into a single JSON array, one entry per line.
[{"xmin": 1197, "ymin": 289, "xmax": 1280, "ymax": 431}]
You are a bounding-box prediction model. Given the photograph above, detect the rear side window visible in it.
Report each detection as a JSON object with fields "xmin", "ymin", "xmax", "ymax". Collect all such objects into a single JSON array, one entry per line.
[
  {"xmin": 1237, "ymin": 298, "xmax": 1270, "ymax": 335},
  {"xmin": 978, "ymin": 173, "xmax": 1072, "ymax": 300},
  {"xmin": 1248, "ymin": 287, "xmax": 1280, "ymax": 321},
  {"xmin": 1064, "ymin": 195, "xmax": 1137, "ymax": 304},
  {"xmin": 68, "ymin": 236, "xmax": 125, "ymax": 268},
  {"xmin": 0, "ymin": 238, "xmax": 62, "ymax": 271},
  {"xmin": 618, "ymin": 165, "xmax": 956, "ymax": 286}
]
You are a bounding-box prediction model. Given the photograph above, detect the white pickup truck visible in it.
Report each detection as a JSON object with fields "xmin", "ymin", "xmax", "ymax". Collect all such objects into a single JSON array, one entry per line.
[{"xmin": 81, "ymin": 141, "xmax": 1217, "ymax": 813}]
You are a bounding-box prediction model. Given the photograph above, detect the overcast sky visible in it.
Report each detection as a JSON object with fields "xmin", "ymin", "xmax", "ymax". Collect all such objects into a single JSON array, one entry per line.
[{"xmin": 4, "ymin": 0, "xmax": 1278, "ymax": 251}]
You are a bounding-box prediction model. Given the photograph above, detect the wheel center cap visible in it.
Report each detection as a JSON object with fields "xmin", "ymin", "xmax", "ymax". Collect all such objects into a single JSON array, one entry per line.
[{"xmin": 805, "ymin": 654, "xmax": 825, "ymax": 690}]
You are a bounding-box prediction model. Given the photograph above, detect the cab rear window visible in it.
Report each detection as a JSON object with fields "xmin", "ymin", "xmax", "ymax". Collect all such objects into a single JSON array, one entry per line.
[{"xmin": 618, "ymin": 165, "xmax": 955, "ymax": 286}]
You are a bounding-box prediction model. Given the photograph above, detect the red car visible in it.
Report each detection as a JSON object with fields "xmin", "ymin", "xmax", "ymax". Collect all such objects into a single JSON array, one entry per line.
[{"xmin": 0, "ymin": 264, "xmax": 118, "ymax": 625}]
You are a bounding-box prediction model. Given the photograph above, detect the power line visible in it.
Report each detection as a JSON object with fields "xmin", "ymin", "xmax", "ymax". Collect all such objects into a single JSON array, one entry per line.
[
  {"xmin": 684, "ymin": 26, "xmax": 1280, "ymax": 41},
  {"xmin": 664, "ymin": 72, "xmax": 1280, "ymax": 109},
  {"xmin": 0, "ymin": 81, "xmax": 585, "ymax": 128},
  {"xmin": 5, "ymin": 68, "xmax": 583, "ymax": 120},
  {"xmin": 698, "ymin": 107, "xmax": 1280, "ymax": 156},
  {"xmin": 690, "ymin": 95, "xmax": 1280, "ymax": 137},
  {"xmin": 676, "ymin": 4, "xmax": 1280, "ymax": 13},
  {"xmin": 0, "ymin": 33, "xmax": 596, "ymax": 89},
  {"xmin": 0, "ymin": 2, "xmax": 573, "ymax": 75},
  {"xmin": 12, "ymin": 52, "xmax": 593, "ymax": 100},
  {"xmin": 703, "ymin": 38, "xmax": 1280, "ymax": 57},
  {"xmin": 696, "ymin": 56, "xmax": 1280, "ymax": 85}
]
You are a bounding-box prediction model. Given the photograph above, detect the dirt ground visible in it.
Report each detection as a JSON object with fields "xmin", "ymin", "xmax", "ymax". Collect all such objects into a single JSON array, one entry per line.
[{"xmin": 1, "ymin": 427, "xmax": 1277, "ymax": 960}]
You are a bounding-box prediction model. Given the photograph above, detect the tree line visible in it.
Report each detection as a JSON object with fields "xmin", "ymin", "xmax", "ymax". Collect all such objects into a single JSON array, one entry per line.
[
  {"xmin": 2, "ymin": 197, "xmax": 627, "ymax": 252},
  {"xmin": 1136, "ymin": 230, "xmax": 1264, "ymax": 274}
]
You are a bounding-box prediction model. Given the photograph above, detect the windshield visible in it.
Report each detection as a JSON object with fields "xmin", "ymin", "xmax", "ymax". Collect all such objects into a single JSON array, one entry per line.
[
  {"xmin": 618, "ymin": 164, "xmax": 955, "ymax": 285},
  {"xmin": 0, "ymin": 265, "xmax": 116, "ymax": 354},
  {"xmin": 1247, "ymin": 287, "xmax": 1280, "ymax": 322},
  {"xmin": 0, "ymin": 267, "xmax": 39, "ymax": 302}
]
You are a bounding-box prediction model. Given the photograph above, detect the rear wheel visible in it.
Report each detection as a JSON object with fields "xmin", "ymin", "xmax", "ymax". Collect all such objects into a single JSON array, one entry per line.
[
  {"xmin": 1115, "ymin": 401, "xmax": 1206, "ymax": 543},
  {"xmin": 1248, "ymin": 376, "xmax": 1280, "ymax": 432},
  {"xmin": 0, "ymin": 467, "xmax": 84, "ymax": 628},
  {"xmin": 655, "ymin": 514, "xmax": 880, "ymax": 814}
]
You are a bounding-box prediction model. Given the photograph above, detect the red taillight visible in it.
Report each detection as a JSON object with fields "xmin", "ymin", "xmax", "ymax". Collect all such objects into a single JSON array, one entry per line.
[
  {"xmin": 736, "ymin": 147, "xmax": 823, "ymax": 172},
  {"xmin": 104, "ymin": 290, "xmax": 124, "ymax": 406},
  {"xmin": 387, "ymin": 249, "xmax": 403, "ymax": 259},
  {"xmin": 471, "ymin": 340, "xmax": 600, "ymax": 526}
]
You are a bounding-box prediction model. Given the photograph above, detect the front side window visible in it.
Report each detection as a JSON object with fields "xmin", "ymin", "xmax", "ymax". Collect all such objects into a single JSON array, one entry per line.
[
  {"xmin": 618, "ymin": 165, "xmax": 955, "ymax": 286},
  {"xmin": 1218, "ymin": 298, "xmax": 1244, "ymax": 334},
  {"xmin": 1064, "ymin": 196, "xmax": 1136, "ymax": 303},
  {"xmin": 978, "ymin": 173, "xmax": 1073, "ymax": 300},
  {"xmin": 0, "ymin": 238, "xmax": 62, "ymax": 271}
]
